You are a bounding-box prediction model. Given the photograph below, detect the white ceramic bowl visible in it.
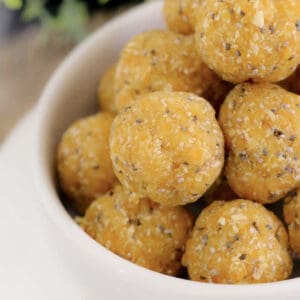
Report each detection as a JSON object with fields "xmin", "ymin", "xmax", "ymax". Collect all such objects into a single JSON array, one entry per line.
[{"xmin": 33, "ymin": 1, "xmax": 300, "ymax": 299}]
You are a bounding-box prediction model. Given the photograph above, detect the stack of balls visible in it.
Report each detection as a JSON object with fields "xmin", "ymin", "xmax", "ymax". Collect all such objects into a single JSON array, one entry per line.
[{"xmin": 56, "ymin": 0, "xmax": 300, "ymax": 284}]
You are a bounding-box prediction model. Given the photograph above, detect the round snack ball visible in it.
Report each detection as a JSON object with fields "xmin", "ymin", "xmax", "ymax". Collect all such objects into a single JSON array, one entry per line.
[
  {"xmin": 219, "ymin": 83, "xmax": 300, "ymax": 204},
  {"xmin": 283, "ymin": 189, "xmax": 300, "ymax": 257},
  {"xmin": 182, "ymin": 199, "xmax": 292, "ymax": 284},
  {"xmin": 57, "ymin": 112, "xmax": 118, "ymax": 214},
  {"xmin": 115, "ymin": 30, "xmax": 224, "ymax": 111},
  {"xmin": 280, "ymin": 66, "xmax": 300, "ymax": 95},
  {"xmin": 98, "ymin": 65, "xmax": 118, "ymax": 113},
  {"xmin": 195, "ymin": 0, "xmax": 300, "ymax": 83},
  {"xmin": 110, "ymin": 91, "xmax": 224, "ymax": 206},
  {"xmin": 163, "ymin": 0, "xmax": 202, "ymax": 35},
  {"xmin": 79, "ymin": 185, "xmax": 194, "ymax": 276}
]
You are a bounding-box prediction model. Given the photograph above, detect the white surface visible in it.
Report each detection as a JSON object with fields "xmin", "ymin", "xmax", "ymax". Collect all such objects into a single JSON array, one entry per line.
[{"xmin": 0, "ymin": 111, "xmax": 85, "ymax": 299}]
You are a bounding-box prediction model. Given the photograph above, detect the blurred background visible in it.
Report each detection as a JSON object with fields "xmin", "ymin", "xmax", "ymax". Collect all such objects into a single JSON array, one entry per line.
[{"xmin": 0, "ymin": 0, "xmax": 148, "ymax": 143}]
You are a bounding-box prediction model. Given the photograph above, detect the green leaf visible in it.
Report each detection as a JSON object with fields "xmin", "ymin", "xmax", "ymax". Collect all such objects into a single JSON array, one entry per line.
[
  {"xmin": 40, "ymin": 0, "xmax": 88, "ymax": 43},
  {"xmin": 22, "ymin": 0, "xmax": 45, "ymax": 21},
  {"xmin": 97, "ymin": 0, "xmax": 111, "ymax": 4},
  {"xmin": 2, "ymin": 0, "xmax": 22, "ymax": 10}
]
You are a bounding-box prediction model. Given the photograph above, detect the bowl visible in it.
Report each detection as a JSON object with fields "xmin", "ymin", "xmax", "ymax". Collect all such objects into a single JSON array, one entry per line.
[{"xmin": 33, "ymin": 1, "xmax": 300, "ymax": 299}]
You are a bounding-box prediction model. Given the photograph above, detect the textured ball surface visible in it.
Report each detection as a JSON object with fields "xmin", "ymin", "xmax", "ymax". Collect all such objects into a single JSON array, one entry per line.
[
  {"xmin": 110, "ymin": 91, "xmax": 224, "ymax": 206},
  {"xmin": 79, "ymin": 185, "xmax": 194, "ymax": 276},
  {"xmin": 182, "ymin": 199, "xmax": 292, "ymax": 283},
  {"xmin": 219, "ymin": 83, "xmax": 300, "ymax": 204}
]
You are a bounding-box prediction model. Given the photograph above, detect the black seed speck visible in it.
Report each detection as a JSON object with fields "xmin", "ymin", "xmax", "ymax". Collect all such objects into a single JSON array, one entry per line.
[
  {"xmin": 289, "ymin": 135, "xmax": 296, "ymax": 142},
  {"xmin": 239, "ymin": 254, "xmax": 247, "ymax": 260},
  {"xmin": 225, "ymin": 43, "xmax": 231, "ymax": 50},
  {"xmin": 266, "ymin": 224, "xmax": 273, "ymax": 230},
  {"xmin": 296, "ymin": 20, "xmax": 300, "ymax": 31},
  {"xmin": 273, "ymin": 129, "xmax": 284, "ymax": 137},
  {"xmin": 285, "ymin": 165, "xmax": 295, "ymax": 173},
  {"xmin": 195, "ymin": 167, "xmax": 201, "ymax": 173},
  {"xmin": 234, "ymin": 234, "xmax": 239, "ymax": 241},
  {"xmin": 238, "ymin": 151, "xmax": 247, "ymax": 160},
  {"xmin": 253, "ymin": 222, "xmax": 260, "ymax": 232},
  {"xmin": 263, "ymin": 148, "xmax": 268, "ymax": 156},
  {"xmin": 124, "ymin": 106, "xmax": 132, "ymax": 111}
]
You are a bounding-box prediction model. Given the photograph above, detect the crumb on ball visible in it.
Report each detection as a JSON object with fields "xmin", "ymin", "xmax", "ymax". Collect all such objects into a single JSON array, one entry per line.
[
  {"xmin": 115, "ymin": 30, "xmax": 225, "ymax": 111},
  {"xmin": 110, "ymin": 91, "xmax": 224, "ymax": 206},
  {"xmin": 219, "ymin": 83, "xmax": 300, "ymax": 204},
  {"xmin": 194, "ymin": 0, "xmax": 300, "ymax": 83},
  {"xmin": 98, "ymin": 65, "xmax": 118, "ymax": 113},
  {"xmin": 57, "ymin": 112, "xmax": 118, "ymax": 214},
  {"xmin": 284, "ymin": 189, "xmax": 300, "ymax": 258},
  {"xmin": 78, "ymin": 185, "xmax": 194, "ymax": 276},
  {"xmin": 182, "ymin": 199, "xmax": 292, "ymax": 284}
]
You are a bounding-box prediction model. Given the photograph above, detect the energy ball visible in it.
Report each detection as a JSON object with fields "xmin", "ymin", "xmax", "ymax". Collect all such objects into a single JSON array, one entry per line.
[
  {"xmin": 115, "ymin": 30, "xmax": 224, "ymax": 111},
  {"xmin": 219, "ymin": 83, "xmax": 300, "ymax": 204},
  {"xmin": 57, "ymin": 113, "xmax": 118, "ymax": 214},
  {"xmin": 163, "ymin": 0, "xmax": 202, "ymax": 35},
  {"xmin": 182, "ymin": 199, "xmax": 292, "ymax": 284},
  {"xmin": 98, "ymin": 65, "xmax": 118, "ymax": 113},
  {"xmin": 79, "ymin": 185, "xmax": 194, "ymax": 276},
  {"xmin": 195, "ymin": 0, "xmax": 300, "ymax": 83},
  {"xmin": 283, "ymin": 189, "xmax": 300, "ymax": 257},
  {"xmin": 110, "ymin": 91, "xmax": 224, "ymax": 206}
]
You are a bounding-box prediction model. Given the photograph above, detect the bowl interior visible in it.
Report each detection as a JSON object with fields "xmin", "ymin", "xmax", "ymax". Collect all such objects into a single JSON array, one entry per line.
[{"xmin": 34, "ymin": 1, "xmax": 300, "ymax": 298}]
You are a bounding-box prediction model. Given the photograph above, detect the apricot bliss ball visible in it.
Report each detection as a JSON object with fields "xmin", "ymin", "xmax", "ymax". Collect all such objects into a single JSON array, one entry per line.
[
  {"xmin": 57, "ymin": 112, "xmax": 118, "ymax": 214},
  {"xmin": 110, "ymin": 91, "xmax": 224, "ymax": 206},
  {"xmin": 195, "ymin": 0, "xmax": 300, "ymax": 83},
  {"xmin": 283, "ymin": 189, "xmax": 300, "ymax": 258},
  {"xmin": 219, "ymin": 83, "xmax": 300, "ymax": 204},
  {"xmin": 182, "ymin": 199, "xmax": 292, "ymax": 284},
  {"xmin": 114, "ymin": 30, "xmax": 224, "ymax": 111},
  {"xmin": 163, "ymin": 0, "xmax": 202, "ymax": 35},
  {"xmin": 98, "ymin": 65, "xmax": 118, "ymax": 113},
  {"xmin": 78, "ymin": 185, "xmax": 194, "ymax": 276}
]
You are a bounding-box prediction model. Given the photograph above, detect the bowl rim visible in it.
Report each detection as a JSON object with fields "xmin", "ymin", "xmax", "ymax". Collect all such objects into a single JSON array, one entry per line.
[{"xmin": 33, "ymin": 0, "xmax": 300, "ymax": 296}]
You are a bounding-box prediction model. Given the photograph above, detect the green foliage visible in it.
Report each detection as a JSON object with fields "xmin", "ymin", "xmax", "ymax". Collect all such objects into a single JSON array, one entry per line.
[
  {"xmin": 1, "ymin": 0, "xmax": 146, "ymax": 43},
  {"xmin": 98, "ymin": 0, "xmax": 111, "ymax": 4},
  {"xmin": 22, "ymin": 0, "xmax": 45, "ymax": 21},
  {"xmin": 40, "ymin": 0, "xmax": 88, "ymax": 43},
  {"xmin": 1, "ymin": 0, "xmax": 22, "ymax": 9}
]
